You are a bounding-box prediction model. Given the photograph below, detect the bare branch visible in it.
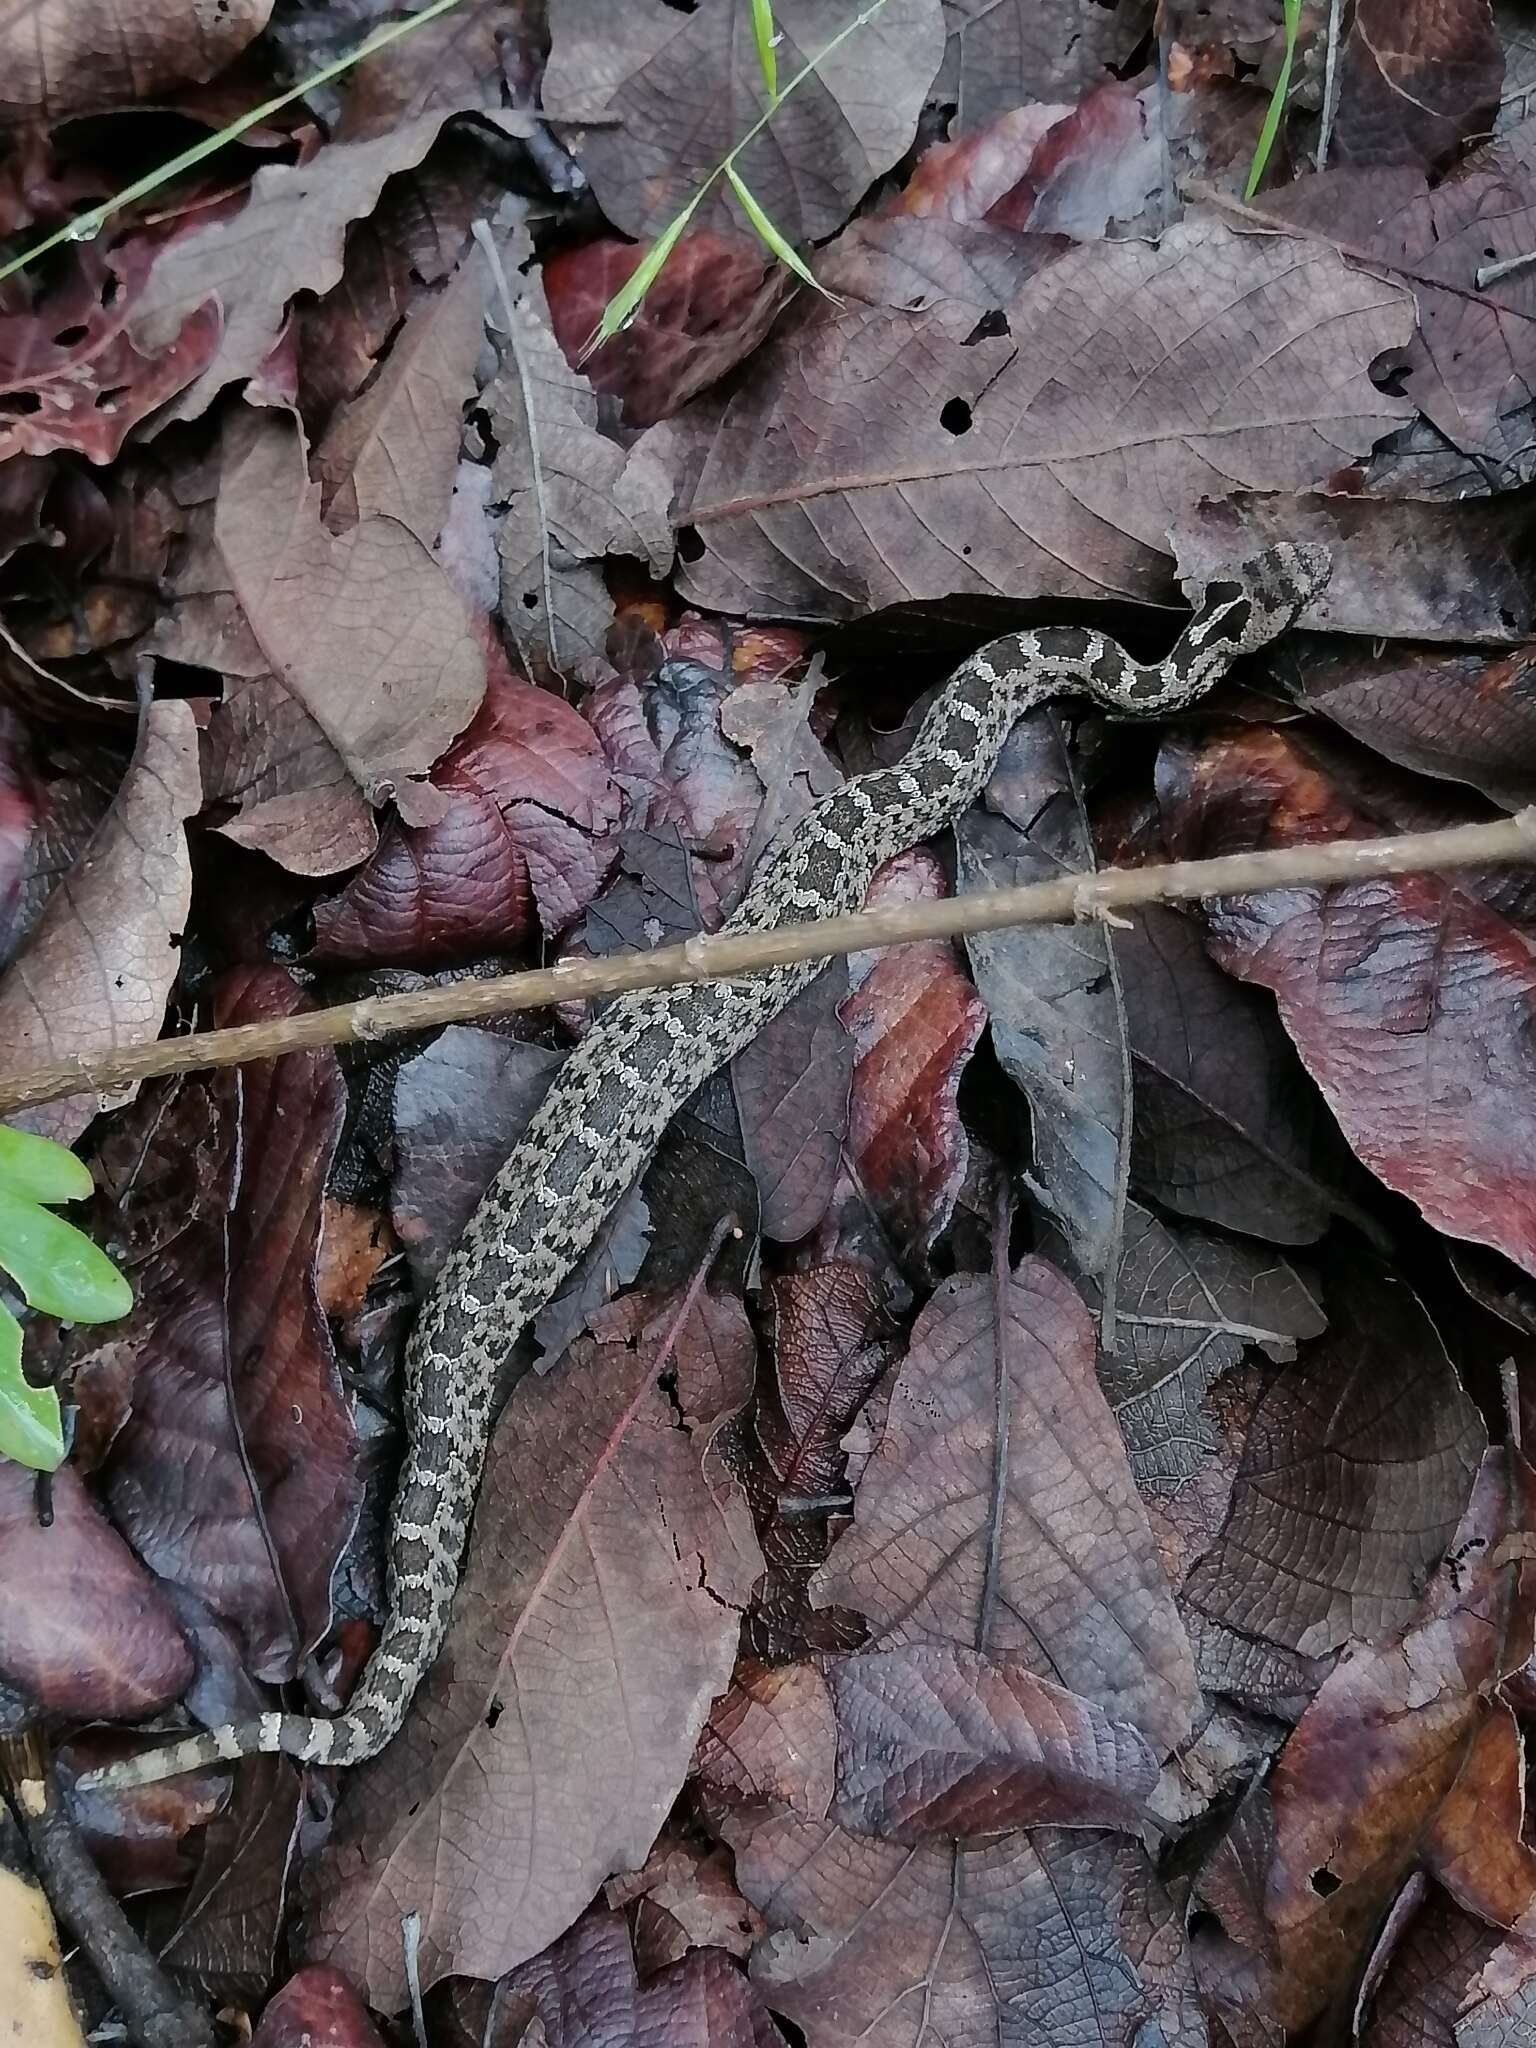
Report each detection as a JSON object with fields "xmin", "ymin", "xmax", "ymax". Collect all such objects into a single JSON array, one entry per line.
[{"xmin": 2, "ymin": 810, "xmax": 1533, "ymax": 1118}]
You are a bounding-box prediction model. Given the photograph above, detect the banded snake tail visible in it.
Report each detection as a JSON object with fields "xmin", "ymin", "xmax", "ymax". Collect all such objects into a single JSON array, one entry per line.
[{"xmin": 79, "ymin": 542, "xmax": 1331, "ymax": 1792}]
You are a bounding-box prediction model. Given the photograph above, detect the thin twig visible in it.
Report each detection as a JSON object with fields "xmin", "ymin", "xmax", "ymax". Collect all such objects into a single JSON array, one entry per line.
[
  {"xmin": 1, "ymin": 811, "xmax": 1532, "ymax": 1117},
  {"xmin": 1315, "ymin": 0, "xmax": 1344, "ymax": 172}
]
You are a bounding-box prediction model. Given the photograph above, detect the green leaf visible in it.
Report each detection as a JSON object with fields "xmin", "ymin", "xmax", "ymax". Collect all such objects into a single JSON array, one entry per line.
[
  {"xmin": 0, "ymin": 1304, "xmax": 64, "ymax": 1471},
  {"xmin": 0, "ymin": 1125, "xmax": 94, "ymax": 1206},
  {"xmin": 1243, "ymin": 0, "xmax": 1302, "ymax": 200},
  {"xmin": 0, "ymin": 1188, "xmax": 132, "ymax": 1323},
  {"xmin": 724, "ymin": 164, "xmax": 839, "ymax": 302},
  {"xmin": 584, "ymin": 190, "xmax": 705, "ymax": 358},
  {"xmin": 751, "ymin": 0, "xmax": 780, "ymax": 102}
]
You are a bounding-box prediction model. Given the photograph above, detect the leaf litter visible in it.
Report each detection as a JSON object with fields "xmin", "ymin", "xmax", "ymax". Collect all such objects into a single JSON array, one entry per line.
[{"xmin": 0, "ymin": 2, "xmax": 1534, "ymax": 2043}]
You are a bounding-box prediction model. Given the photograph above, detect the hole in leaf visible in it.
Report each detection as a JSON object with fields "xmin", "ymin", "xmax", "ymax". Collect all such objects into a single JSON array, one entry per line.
[
  {"xmin": 0, "ymin": 392, "xmax": 42, "ymax": 415},
  {"xmin": 53, "ymin": 324, "xmax": 88, "ymax": 346},
  {"xmin": 940, "ymin": 397, "xmax": 972, "ymax": 436},
  {"xmin": 485, "ymin": 1696, "xmax": 504, "ymax": 1730},
  {"xmin": 1310, "ymin": 1866, "xmax": 1342, "ymax": 1897},
  {"xmin": 677, "ymin": 523, "xmax": 704, "ymax": 562}
]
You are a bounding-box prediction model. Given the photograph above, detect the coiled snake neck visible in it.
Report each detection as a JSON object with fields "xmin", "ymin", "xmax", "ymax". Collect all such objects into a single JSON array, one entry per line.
[{"xmin": 80, "ymin": 542, "xmax": 1330, "ymax": 1792}]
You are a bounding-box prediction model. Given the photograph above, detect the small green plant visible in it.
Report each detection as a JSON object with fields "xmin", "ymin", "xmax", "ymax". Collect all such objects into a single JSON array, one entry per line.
[
  {"xmin": 1244, "ymin": 0, "xmax": 1302, "ymax": 199},
  {"xmin": 0, "ymin": 1126, "xmax": 132, "ymax": 1471}
]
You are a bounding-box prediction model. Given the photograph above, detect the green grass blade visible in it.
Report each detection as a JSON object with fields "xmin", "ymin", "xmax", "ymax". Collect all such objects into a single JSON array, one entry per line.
[
  {"xmin": 751, "ymin": 0, "xmax": 780, "ymax": 103},
  {"xmin": 0, "ymin": 0, "xmax": 466, "ymax": 288},
  {"xmin": 724, "ymin": 164, "xmax": 837, "ymax": 300},
  {"xmin": 1243, "ymin": 0, "xmax": 1302, "ymax": 200},
  {"xmin": 0, "ymin": 1126, "xmax": 93, "ymax": 1206},
  {"xmin": 0, "ymin": 1304, "xmax": 64, "ymax": 1471},
  {"xmin": 583, "ymin": 190, "xmax": 705, "ymax": 357}
]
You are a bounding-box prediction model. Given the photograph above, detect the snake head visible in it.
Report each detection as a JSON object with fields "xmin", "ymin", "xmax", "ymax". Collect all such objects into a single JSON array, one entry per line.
[{"xmin": 1188, "ymin": 541, "xmax": 1332, "ymax": 655}]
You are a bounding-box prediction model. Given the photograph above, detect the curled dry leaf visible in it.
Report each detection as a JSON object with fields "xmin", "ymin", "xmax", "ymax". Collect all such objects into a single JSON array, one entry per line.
[
  {"xmin": 0, "ymin": 1459, "xmax": 190, "ymax": 1720},
  {"xmin": 510, "ymin": 1908, "xmax": 783, "ymax": 2048},
  {"xmin": 828, "ymin": 1644, "xmax": 1159, "ymax": 1842},
  {"xmin": 542, "ymin": 0, "xmax": 945, "ymax": 245},
  {"xmin": 673, "ymin": 214, "xmax": 1413, "ymax": 619},
  {"xmin": 0, "ymin": 698, "xmax": 198, "ymax": 1144},
  {"xmin": 128, "ymin": 116, "xmax": 453, "ymax": 428},
  {"xmin": 813, "ymin": 1254, "xmax": 1198, "ymax": 1756},
  {"xmin": 1183, "ymin": 1258, "xmax": 1485, "ymax": 1707},
  {"xmin": 1158, "ymin": 723, "xmax": 1536, "ymax": 1276},
  {"xmin": 306, "ymin": 1292, "xmax": 761, "ymax": 2009},
  {"xmin": 311, "ymin": 654, "xmax": 622, "ymax": 965},
  {"xmin": 1262, "ymin": 1447, "xmax": 1536, "ymax": 2032}
]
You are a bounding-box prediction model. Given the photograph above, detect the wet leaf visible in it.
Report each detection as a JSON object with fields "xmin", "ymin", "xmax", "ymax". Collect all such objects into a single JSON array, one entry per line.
[
  {"xmin": 0, "ymin": 1304, "xmax": 62, "ymax": 1471},
  {"xmin": 0, "ymin": 1189, "xmax": 131, "ymax": 1323}
]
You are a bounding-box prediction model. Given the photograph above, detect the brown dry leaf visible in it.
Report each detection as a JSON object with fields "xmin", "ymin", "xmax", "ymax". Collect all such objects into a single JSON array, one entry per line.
[
  {"xmin": 1262, "ymin": 1448, "xmax": 1536, "ymax": 2032},
  {"xmin": 214, "ymin": 411, "xmax": 484, "ymax": 828},
  {"xmin": 1183, "ymin": 1259, "xmax": 1485, "ymax": 1706},
  {"xmin": 1423, "ymin": 1708, "xmax": 1536, "ymax": 1932},
  {"xmin": 669, "ymin": 214, "xmax": 1413, "ymax": 619},
  {"xmin": 1362, "ymin": 1888, "xmax": 1536, "ymax": 2047},
  {"xmin": 828, "ymin": 1644, "xmax": 1159, "ymax": 1841},
  {"xmin": 842, "ymin": 849, "xmax": 987, "ymax": 1262},
  {"xmin": 129, "ymin": 116, "xmax": 452, "ymax": 427},
  {"xmin": 1158, "ymin": 723, "xmax": 1536, "ymax": 1276},
  {"xmin": 305, "ymin": 1292, "xmax": 761, "ymax": 2008},
  {"xmin": 0, "ymin": 698, "xmax": 197, "ymax": 1143},
  {"xmin": 812, "ymin": 1255, "xmax": 1198, "ymax": 1756},
  {"xmin": 1329, "ymin": 0, "xmax": 1502, "ymax": 172},
  {"xmin": 315, "ymin": 254, "xmax": 489, "ymax": 545},
  {"xmin": 0, "ymin": 0, "xmax": 270, "ymax": 124},
  {"xmin": 251, "ymin": 1965, "xmax": 387, "ymax": 2048},
  {"xmin": 729, "ymin": 967, "xmax": 852, "ymax": 1244},
  {"xmin": 733, "ymin": 1811, "xmax": 1200, "ymax": 2046},
  {"xmin": 487, "ymin": 271, "xmax": 674, "ymax": 668},
  {"xmin": 542, "ymin": 0, "xmax": 945, "ymax": 244},
  {"xmin": 510, "ymin": 1908, "xmax": 783, "ymax": 2048}
]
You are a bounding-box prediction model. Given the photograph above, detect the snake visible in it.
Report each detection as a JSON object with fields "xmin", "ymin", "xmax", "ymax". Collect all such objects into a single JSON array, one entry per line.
[{"xmin": 79, "ymin": 542, "xmax": 1328, "ymax": 1793}]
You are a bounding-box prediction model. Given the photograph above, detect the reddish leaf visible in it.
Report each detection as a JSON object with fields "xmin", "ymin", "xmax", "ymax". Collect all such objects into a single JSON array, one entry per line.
[
  {"xmin": 1362, "ymin": 1888, "xmax": 1536, "ymax": 2047},
  {"xmin": 0, "ymin": 241, "xmax": 222, "ymax": 465},
  {"xmin": 1329, "ymin": 0, "xmax": 1502, "ymax": 173},
  {"xmin": 812, "ymin": 1255, "xmax": 1197, "ymax": 1756},
  {"xmin": 1261, "ymin": 1448, "xmax": 1536, "ymax": 2030},
  {"xmin": 605, "ymin": 1834, "xmax": 764, "ymax": 1968},
  {"xmin": 697, "ymin": 1658, "xmax": 839, "ymax": 1819},
  {"xmin": 1157, "ymin": 723, "xmax": 1536, "ymax": 1276},
  {"xmin": 311, "ymin": 655, "xmax": 621, "ymax": 964},
  {"xmin": 841, "ymin": 850, "xmax": 986, "ymax": 1260},
  {"xmin": 544, "ymin": 232, "xmax": 793, "ymax": 430},
  {"xmin": 511, "ymin": 1909, "xmax": 783, "ymax": 2048},
  {"xmin": 0, "ymin": 1460, "xmax": 190, "ymax": 1720},
  {"xmin": 306, "ymin": 1292, "xmax": 761, "ymax": 2008},
  {"xmin": 828, "ymin": 1645, "xmax": 1158, "ymax": 1841},
  {"xmin": 253, "ymin": 1966, "xmax": 385, "ymax": 2048},
  {"xmin": 1422, "ymin": 1707, "xmax": 1536, "ymax": 1933}
]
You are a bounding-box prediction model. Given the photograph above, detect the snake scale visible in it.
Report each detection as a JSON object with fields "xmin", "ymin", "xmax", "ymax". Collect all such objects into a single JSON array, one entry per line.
[{"xmin": 81, "ymin": 542, "xmax": 1328, "ymax": 1791}]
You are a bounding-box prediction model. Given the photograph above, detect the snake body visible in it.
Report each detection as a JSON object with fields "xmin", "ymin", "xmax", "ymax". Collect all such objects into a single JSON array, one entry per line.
[{"xmin": 82, "ymin": 543, "xmax": 1328, "ymax": 1791}]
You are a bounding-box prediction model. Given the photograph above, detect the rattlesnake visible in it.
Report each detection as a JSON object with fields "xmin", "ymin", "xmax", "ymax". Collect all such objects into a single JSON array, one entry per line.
[{"xmin": 80, "ymin": 542, "xmax": 1329, "ymax": 1791}]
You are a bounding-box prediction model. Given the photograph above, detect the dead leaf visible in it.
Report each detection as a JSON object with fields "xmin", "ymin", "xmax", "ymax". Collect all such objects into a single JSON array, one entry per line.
[
  {"xmin": 305, "ymin": 1292, "xmax": 761, "ymax": 2007},
  {"xmin": 1423, "ymin": 1708, "xmax": 1536, "ymax": 1932},
  {"xmin": 0, "ymin": 1459, "xmax": 191, "ymax": 1720},
  {"xmin": 1262, "ymin": 1447, "xmax": 1536, "ymax": 2030},
  {"xmin": 1157, "ymin": 722, "xmax": 1536, "ymax": 1276},
  {"xmin": 942, "ymin": 0, "xmax": 1154, "ymax": 133},
  {"xmin": 129, "ymin": 116, "xmax": 454, "ymax": 426},
  {"xmin": 542, "ymin": 0, "xmax": 945, "ymax": 244},
  {"xmin": 671, "ymin": 214, "xmax": 1413, "ymax": 620},
  {"xmin": 0, "ymin": 0, "xmax": 271, "ymax": 124},
  {"xmin": 842, "ymin": 849, "xmax": 987, "ymax": 1261},
  {"xmin": 0, "ymin": 698, "xmax": 198, "ymax": 1143},
  {"xmin": 251, "ymin": 1965, "xmax": 386, "ymax": 2048},
  {"xmin": 310, "ymin": 652, "xmax": 621, "ymax": 964},
  {"xmin": 1361, "ymin": 1888, "xmax": 1536, "ymax": 2047},
  {"xmin": 812, "ymin": 1254, "xmax": 1198, "ymax": 1756},
  {"xmin": 1183, "ymin": 1258, "xmax": 1485, "ymax": 1704},
  {"xmin": 214, "ymin": 410, "xmax": 485, "ymax": 827},
  {"xmin": 487, "ymin": 271, "xmax": 674, "ymax": 668},
  {"xmin": 509, "ymin": 1909, "xmax": 784, "ymax": 2048},
  {"xmin": 1328, "ymin": 0, "xmax": 1502, "ymax": 173},
  {"xmin": 828, "ymin": 1644, "xmax": 1159, "ymax": 1841},
  {"xmin": 544, "ymin": 231, "xmax": 793, "ymax": 429}
]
